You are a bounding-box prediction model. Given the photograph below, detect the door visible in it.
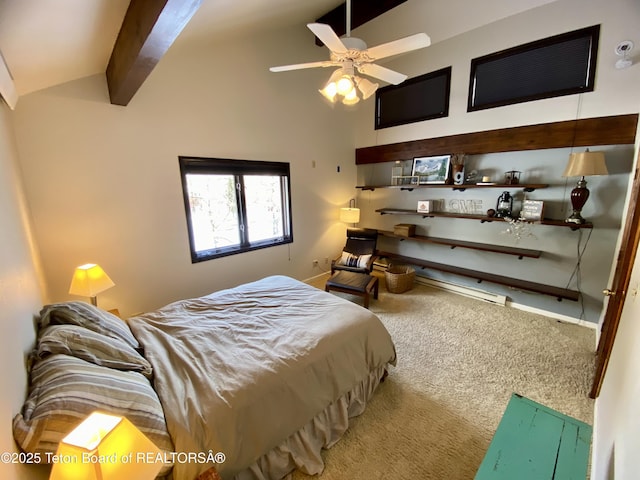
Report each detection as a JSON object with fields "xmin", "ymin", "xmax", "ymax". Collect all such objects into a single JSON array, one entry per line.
[{"xmin": 590, "ymin": 160, "xmax": 640, "ymax": 398}]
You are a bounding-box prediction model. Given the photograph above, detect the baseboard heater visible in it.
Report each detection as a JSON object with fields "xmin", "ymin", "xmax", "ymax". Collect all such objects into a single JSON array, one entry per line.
[{"xmin": 414, "ymin": 275, "xmax": 507, "ymax": 306}]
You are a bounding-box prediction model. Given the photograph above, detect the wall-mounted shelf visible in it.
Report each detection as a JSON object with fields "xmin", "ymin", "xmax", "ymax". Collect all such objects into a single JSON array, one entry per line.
[
  {"xmin": 375, "ymin": 208, "xmax": 593, "ymax": 230},
  {"xmin": 377, "ymin": 229, "xmax": 542, "ymax": 259},
  {"xmin": 378, "ymin": 251, "xmax": 580, "ymax": 301},
  {"xmin": 355, "ymin": 114, "xmax": 638, "ymax": 165},
  {"xmin": 357, "ymin": 183, "xmax": 549, "ymax": 192}
]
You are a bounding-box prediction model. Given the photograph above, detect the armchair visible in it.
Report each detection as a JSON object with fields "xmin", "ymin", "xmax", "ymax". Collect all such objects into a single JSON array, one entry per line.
[{"xmin": 331, "ymin": 228, "xmax": 378, "ymax": 274}]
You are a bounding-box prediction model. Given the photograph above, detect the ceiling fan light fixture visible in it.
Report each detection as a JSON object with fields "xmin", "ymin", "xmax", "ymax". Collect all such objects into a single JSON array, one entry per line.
[
  {"xmin": 336, "ymin": 76, "xmax": 354, "ymax": 95},
  {"xmin": 319, "ymin": 84, "xmax": 338, "ymax": 102},
  {"xmin": 342, "ymin": 88, "xmax": 360, "ymax": 105},
  {"xmin": 319, "ymin": 68, "xmax": 345, "ymax": 102},
  {"xmin": 356, "ymin": 77, "xmax": 379, "ymax": 99},
  {"xmin": 269, "ymin": 0, "xmax": 430, "ymax": 107}
]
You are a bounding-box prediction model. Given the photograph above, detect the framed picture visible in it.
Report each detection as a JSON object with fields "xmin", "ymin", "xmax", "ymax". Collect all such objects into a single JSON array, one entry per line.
[
  {"xmin": 521, "ymin": 200, "xmax": 544, "ymax": 221},
  {"xmin": 412, "ymin": 155, "xmax": 451, "ymax": 184}
]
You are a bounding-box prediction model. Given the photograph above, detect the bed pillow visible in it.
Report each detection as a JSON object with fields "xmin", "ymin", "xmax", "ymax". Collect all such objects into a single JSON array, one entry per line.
[
  {"xmin": 13, "ymin": 354, "xmax": 173, "ymax": 458},
  {"xmin": 337, "ymin": 251, "xmax": 372, "ymax": 269},
  {"xmin": 36, "ymin": 325, "xmax": 153, "ymax": 378},
  {"xmin": 39, "ymin": 301, "xmax": 140, "ymax": 350}
]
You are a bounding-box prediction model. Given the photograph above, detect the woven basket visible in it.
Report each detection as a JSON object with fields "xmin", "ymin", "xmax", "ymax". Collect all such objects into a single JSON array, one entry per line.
[{"xmin": 384, "ymin": 264, "xmax": 416, "ymax": 293}]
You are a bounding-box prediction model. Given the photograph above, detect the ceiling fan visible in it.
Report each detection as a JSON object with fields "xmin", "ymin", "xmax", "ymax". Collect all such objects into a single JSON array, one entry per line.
[{"xmin": 269, "ymin": 0, "xmax": 431, "ymax": 105}]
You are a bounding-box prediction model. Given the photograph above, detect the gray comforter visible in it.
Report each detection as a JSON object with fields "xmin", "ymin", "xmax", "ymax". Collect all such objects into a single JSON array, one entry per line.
[{"xmin": 128, "ymin": 275, "xmax": 396, "ymax": 480}]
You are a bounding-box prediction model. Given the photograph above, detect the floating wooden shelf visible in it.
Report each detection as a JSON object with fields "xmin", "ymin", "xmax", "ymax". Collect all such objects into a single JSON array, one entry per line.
[
  {"xmin": 377, "ymin": 251, "xmax": 580, "ymax": 301},
  {"xmin": 375, "ymin": 208, "xmax": 593, "ymax": 230},
  {"xmin": 357, "ymin": 183, "xmax": 548, "ymax": 192},
  {"xmin": 355, "ymin": 114, "xmax": 638, "ymax": 165},
  {"xmin": 377, "ymin": 229, "xmax": 542, "ymax": 259}
]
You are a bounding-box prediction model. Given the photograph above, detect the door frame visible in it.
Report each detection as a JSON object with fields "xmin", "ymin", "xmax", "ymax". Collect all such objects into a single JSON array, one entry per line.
[{"xmin": 590, "ymin": 153, "xmax": 640, "ymax": 398}]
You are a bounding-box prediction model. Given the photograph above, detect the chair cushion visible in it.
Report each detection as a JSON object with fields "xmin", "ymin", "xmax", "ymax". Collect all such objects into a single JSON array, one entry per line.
[{"xmin": 326, "ymin": 271, "xmax": 374, "ymax": 292}]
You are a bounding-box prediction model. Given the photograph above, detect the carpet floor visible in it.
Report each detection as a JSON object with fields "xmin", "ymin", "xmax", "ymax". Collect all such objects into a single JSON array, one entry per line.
[{"xmin": 296, "ymin": 272, "xmax": 595, "ymax": 479}]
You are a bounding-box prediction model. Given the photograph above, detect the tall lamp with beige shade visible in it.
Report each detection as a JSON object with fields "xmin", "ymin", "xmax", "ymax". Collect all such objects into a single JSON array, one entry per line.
[
  {"xmin": 49, "ymin": 411, "xmax": 164, "ymax": 480},
  {"xmin": 69, "ymin": 264, "xmax": 115, "ymax": 306},
  {"xmin": 340, "ymin": 198, "xmax": 360, "ymax": 226},
  {"xmin": 562, "ymin": 149, "xmax": 608, "ymax": 224}
]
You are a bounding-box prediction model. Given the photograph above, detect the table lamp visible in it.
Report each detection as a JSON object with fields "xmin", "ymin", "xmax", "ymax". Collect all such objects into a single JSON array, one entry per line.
[
  {"xmin": 562, "ymin": 149, "xmax": 608, "ymax": 224},
  {"xmin": 68, "ymin": 263, "xmax": 115, "ymax": 306},
  {"xmin": 49, "ymin": 411, "xmax": 164, "ymax": 480}
]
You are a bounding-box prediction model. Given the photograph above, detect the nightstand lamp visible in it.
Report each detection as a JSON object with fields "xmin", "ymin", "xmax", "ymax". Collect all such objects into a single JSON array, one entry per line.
[
  {"xmin": 562, "ymin": 149, "xmax": 608, "ymax": 224},
  {"xmin": 69, "ymin": 263, "xmax": 115, "ymax": 306},
  {"xmin": 49, "ymin": 411, "xmax": 163, "ymax": 480}
]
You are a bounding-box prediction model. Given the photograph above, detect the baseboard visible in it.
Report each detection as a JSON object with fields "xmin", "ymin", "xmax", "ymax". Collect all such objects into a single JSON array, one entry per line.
[
  {"xmin": 506, "ymin": 301, "xmax": 598, "ymax": 329},
  {"xmin": 415, "ymin": 276, "xmax": 507, "ymax": 306},
  {"xmin": 415, "ymin": 275, "xmax": 597, "ymax": 329},
  {"xmin": 303, "ymin": 271, "xmax": 330, "ymax": 283}
]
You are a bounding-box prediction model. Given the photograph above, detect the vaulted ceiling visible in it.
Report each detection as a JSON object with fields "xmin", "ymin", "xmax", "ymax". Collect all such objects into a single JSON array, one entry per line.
[{"xmin": 0, "ymin": 0, "xmax": 559, "ymax": 106}]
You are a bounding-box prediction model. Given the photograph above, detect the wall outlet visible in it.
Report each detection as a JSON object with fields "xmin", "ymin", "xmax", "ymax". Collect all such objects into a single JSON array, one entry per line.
[
  {"xmin": 312, "ymin": 259, "xmax": 319, "ymax": 267},
  {"xmin": 324, "ymin": 257, "xmax": 329, "ymax": 264}
]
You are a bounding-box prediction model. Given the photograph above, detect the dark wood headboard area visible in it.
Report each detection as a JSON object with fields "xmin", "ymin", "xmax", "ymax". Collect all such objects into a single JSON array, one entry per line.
[{"xmin": 355, "ymin": 114, "xmax": 638, "ymax": 164}]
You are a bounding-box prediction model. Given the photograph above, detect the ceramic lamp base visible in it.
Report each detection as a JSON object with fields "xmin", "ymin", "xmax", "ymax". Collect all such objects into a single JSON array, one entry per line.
[{"xmin": 565, "ymin": 177, "xmax": 589, "ymax": 224}]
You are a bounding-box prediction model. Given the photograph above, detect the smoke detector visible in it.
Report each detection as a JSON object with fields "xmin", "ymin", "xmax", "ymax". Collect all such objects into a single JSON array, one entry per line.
[{"xmin": 615, "ymin": 40, "xmax": 633, "ymax": 69}]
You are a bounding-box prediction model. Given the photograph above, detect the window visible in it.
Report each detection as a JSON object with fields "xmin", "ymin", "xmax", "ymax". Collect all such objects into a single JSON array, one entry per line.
[
  {"xmin": 179, "ymin": 157, "xmax": 293, "ymax": 263},
  {"xmin": 375, "ymin": 67, "xmax": 451, "ymax": 130},
  {"xmin": 468, "ymin": 25, "xmax": 599, "ymax": 112}
]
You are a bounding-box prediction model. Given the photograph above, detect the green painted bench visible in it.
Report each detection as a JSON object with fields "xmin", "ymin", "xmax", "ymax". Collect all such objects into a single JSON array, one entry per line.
[{"xmin": 475, "ymin": 393, "xmax": 592, "ymax": 480}]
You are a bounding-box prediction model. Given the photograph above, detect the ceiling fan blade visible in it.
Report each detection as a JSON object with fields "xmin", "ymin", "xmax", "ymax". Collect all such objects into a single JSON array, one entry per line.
[
  {"xmin": 270, "ymin": 61, "xmax": 335, "ymax": 72},
  {"xmin": 358, "ymin": 63, "xmax": 407, "ymax": 85},
  {"xmin": 366, "ymin": 33, "xmax": 431, "ymax": 61},
  {"xmin": 307, "ymin": 23, "xmax": 348, "ymax": 54}
]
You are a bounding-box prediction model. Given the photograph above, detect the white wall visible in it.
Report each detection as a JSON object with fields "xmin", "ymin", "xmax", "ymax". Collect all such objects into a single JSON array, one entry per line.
[
  {"xmin": 353, "ymin": 0, "xmax": 640, "ymax": 145},
  {"xmin": 0, "ymin": 102, "xmax": 48, "ymax": 480},
  {"xmin": 351, "ymin": 0, "xmax": 640, "ymax": 322},
  {"xmin": 12, "ymin": 25, "xmax": 356, "ymax": 317}
]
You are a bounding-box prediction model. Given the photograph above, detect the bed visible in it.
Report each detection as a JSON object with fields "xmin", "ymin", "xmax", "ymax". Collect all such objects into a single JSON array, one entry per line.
[{"xmin": 13, "ymin": 275, "xmax": 396, "ymax": 480}]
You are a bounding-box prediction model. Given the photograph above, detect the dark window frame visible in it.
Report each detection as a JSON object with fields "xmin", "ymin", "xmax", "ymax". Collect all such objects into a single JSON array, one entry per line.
[
  {"xmin": 179, "ymin": 156, "xmax": 293, "ymax": 263},
  {"xmin": 375, "ymin": 66, "xmax": 452, "ymax": 130},
  {"xmin": 467, "ymin": 25, "xmax": 600, "ymax": 112}
]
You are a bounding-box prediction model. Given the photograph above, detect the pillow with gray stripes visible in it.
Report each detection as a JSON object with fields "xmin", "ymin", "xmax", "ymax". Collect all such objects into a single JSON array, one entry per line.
[
  {"xmin": 35, "ymin": 324, "xmax": 152, "ymax": 378},
  {"xmin": 13, "ymin": 354, "xmax": 173, "ymax": 469}
]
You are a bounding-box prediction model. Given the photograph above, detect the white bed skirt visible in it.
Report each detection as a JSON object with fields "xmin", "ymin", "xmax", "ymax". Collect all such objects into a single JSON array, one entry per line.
[{"xmin": 234, "ymin": 366, "xmax": 387, "ymax": 480}]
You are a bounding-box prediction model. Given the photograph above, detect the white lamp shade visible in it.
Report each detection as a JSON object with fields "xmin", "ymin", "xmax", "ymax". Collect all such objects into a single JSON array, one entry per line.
[
  {"xmin": 340, "ymin": 207, "xmax": 360, "ymax": 223},
  {"xmin": 562, "ymin": 150, "xmax": 608, "ymax": 177},
  {"xmin": 356, "ymin": 77, "xmax": 379, "ymax": 100},
  {"xmin": 49, "ymin": 411, "xmax": 164, "ymax": 480},
  {"xmin": 69, "ymin": 264, "xmax": 115, "ymax": 298}
]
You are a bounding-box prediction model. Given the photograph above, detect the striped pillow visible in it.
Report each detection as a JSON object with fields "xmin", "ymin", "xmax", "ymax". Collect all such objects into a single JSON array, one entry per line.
[
  {"xmin": 338, "ymin": 251, "xmax": 372, "ymax": 269},
  {"xmin": 13, "ymin": 354, "xmax": 173, "ymax": 458},
  {"xmin": 39, "ymin": 301, "xmax": 140, "ymax": 350},
  {"xmin": 36, "ymin": 325, "xmax": 153, "ymax": 378}
]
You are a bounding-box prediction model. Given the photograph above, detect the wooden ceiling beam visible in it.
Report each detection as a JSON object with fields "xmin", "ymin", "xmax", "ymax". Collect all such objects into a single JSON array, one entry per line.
[
  {"xmin": 314, "ymin": 0, "xmax": 407, "ymax": 46},
  {"xmin": 0, "ymin": 49, "xmax": 18, "ymax": 109},
  {"xmin": 106, "ymin": 0, "xmax": 202, "ymax": 106}
]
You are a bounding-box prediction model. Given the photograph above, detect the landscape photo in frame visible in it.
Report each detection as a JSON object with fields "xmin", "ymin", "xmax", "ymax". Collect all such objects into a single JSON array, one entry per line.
[{"xmin": 412, "ymin": 155, "xmax": 451, "ymax": 184}]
